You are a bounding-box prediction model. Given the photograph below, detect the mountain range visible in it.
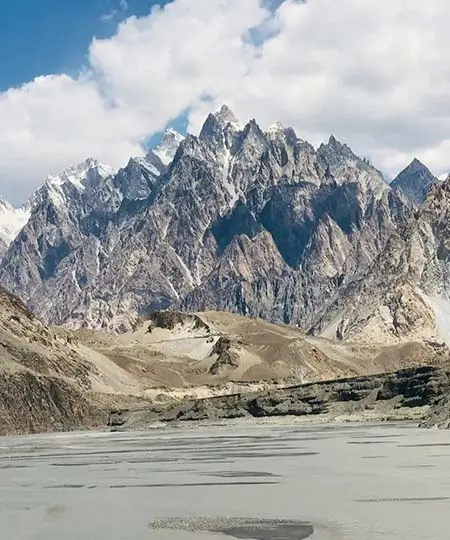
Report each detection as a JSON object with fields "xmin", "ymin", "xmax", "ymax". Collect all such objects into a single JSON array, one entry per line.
[{"xmin": 0, "ymin": 105, "xmax": 448, "ymax": 347}]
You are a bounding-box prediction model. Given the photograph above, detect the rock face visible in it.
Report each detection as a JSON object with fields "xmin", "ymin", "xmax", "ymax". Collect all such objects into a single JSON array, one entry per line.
[
  {"xmin": 391, "ymin": 158, "xmax": 438, "ymax": 206},
  {"xmin": 108, "ymin": 365, "xmax": 450, "ymax": 429},
  {"xmin": 0, "ymin": 372, "xmax": 102, "ymax": 436},
  {"xmin": 311, "ymin": 176, "xmax": 450, "ymax": 345},
  {"xmin": 0, "ymin": 287, "xmax": 104, "ymax": 435},
  {"xmin": 0, "ymin": 106, "xmax": 417, "ymax": 335},
  {"xmin": 208, "ymin": 337, "xmax": 240, "ymax": 375}
]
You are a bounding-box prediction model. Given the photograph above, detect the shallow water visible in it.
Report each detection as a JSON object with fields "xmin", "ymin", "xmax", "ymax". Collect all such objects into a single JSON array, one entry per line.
[{"xmin": 1, "ymin": 422, "xmax": 450, "ymax": 539}]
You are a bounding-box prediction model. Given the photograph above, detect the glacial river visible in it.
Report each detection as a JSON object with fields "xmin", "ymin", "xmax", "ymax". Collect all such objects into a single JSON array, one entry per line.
[{"xmin": 1, "ymin": 422, "xmax": 450, "ymax": 539}]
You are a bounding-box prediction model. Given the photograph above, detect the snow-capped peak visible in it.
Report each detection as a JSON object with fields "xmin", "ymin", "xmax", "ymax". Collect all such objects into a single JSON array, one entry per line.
[
  {"xmin": 149, "ymin": 129, "xmax": 185, "ymax": 167},
  {"xmin": 0, "ymin": 198, "xmax": 30, "ymax": 246},
  {"xmin": 265, "ymin": 122, "xmax": 285, "ymax": 134},
  {"xmin": 34, "ymin": 158, "xmax": 115, "ymax": 210},
  {"xmin": 45, "ymin": 158, "xmax": 114, "ymax": 190},
  {"xmin": 264, "ymin": 123, "xmax": 300, "ymax": 144},
  {"xmin": 214, "ymin": 104, "xmax": 243, "ymax": 130}
]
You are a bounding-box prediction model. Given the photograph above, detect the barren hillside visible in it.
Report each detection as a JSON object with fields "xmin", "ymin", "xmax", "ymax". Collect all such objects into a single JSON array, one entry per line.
[{"xmin": 1, "ymin": 292, "xmax": 448, "ymax": 435}]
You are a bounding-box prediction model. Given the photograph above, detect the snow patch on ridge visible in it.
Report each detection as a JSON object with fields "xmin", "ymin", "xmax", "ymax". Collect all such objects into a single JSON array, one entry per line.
[
  {"xmin": 221, "ymin": 146, "xmax": 239, "ymax": 207},
  {"xmin": 265, "ymin": 122, "xmax": 285, "ymax": 135},
  {"xmin": 46, "ymin": 158, "xmax": 114, "ymax": 191},
  {"xmin": 168, "ymin": 245, "xmax": 196, "ymax": 287},
  {"xmin": 134, "ymin": 157, "xmax": 161, "ymax": 177},
  {"xmin": 215, "ymin": 105, "xmax": 243, "ymax": 131},
  {"xmin": 152, "ymin": 129, "xmax": 185, "ymax": 167},
  {"xmin": 0, "ymin": 199, "xmax": 31, "ymax": 246}
]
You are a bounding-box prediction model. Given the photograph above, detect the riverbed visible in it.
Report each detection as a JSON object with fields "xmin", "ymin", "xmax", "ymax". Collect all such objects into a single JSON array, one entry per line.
[{"xmin": 1, "ymin": 422, "xmax": 450, "ymax": 539}]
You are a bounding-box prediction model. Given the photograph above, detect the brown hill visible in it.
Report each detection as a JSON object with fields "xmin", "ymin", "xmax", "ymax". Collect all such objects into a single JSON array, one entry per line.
[{"xmin": 0, "ymin": 296, "xmax": 448, "ymax": 435}]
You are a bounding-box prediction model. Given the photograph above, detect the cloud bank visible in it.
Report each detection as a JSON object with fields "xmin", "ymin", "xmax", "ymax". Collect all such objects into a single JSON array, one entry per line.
[{"xmin": 2, "ymin": 0, "xmax": 450, "ymax": 203}]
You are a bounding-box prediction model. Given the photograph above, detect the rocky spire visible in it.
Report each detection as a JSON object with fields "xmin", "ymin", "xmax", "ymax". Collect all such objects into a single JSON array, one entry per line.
[
  {"xmin": 214, "ymin": 104, "xmax": 242, "ymax": 129},
  {"xmin": 391, "ymin": 158, "xmax": 437, "ymax": 206},
  {"xmin": 145, "ymin": 128, "xmax": 185, "ymax": 169},
  {"xmin": 199, "ymin": 104, "xmax": 243, "ymax": 143}
]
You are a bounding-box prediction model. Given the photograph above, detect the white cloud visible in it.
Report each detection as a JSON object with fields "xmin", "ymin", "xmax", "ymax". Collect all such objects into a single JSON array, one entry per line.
[
  {"xmin": 89, "ymin": 0, "xmax": 268, "ymax": 124},
  {"xmin": 2, "ymin": 0, "xmax": 450, "ymax": 203},
  {"xmin": 0, "ymin": 75, "xmax": 145, "ymax": 200},
  {"xmin": 119, "ymin": 0, "xmax": 128, "ymax": 10}
]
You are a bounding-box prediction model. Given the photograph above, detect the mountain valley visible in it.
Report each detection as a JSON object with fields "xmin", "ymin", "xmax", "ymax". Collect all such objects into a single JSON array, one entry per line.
[{"xmin": 1, "ymin": 105, "xmax": 450, "ymax": 434}]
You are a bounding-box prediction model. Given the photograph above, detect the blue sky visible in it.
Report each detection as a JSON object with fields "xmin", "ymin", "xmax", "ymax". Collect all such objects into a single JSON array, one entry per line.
[
  {"xmin": 0, "ymin": 0, "xmax": 168, "ymax": 91},
  {"xmin": 0, "ymin": 0, "xmax": 183, "ymax": 158}
]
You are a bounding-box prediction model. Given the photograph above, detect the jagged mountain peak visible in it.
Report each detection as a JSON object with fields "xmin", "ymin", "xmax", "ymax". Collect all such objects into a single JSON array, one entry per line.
[
  {"xmin": 319, "ymin": 135, "xmax": 355, "ymax": 158},
  {"xmin": 241, "ymin": 118, "xmax": 265, "ymax": 138},
  {"xmin": 156, "ymin": 128, "xmax": 184, "ymax": 156},
  {"xmin": 0, "ymin": 104, "xmax": 420, "ymax": 337},
  {"xmin": 27, "ymin": 158, "xmax": 116, "ymax": 213},
  {"xmin": 328, "ymin": 134, "xmax": 340, "ymax": 146},
  {"xmin": 127, "ymin": 156, "xmax": 161, "ymax": 177},
  {"xmin": 215, "ymin": 104, "xmax": 242, "ymax": 128},
  {"xmin": 45, "ymin": 158, "xmax": 113, "ymax": 190},
  {"xmin": 266, "ymin": 121, "xmax": 285, "ymax": 133},
  {"xmin": 423, "ymin": 172, "xmax": 450, "ymax": 209},
  {"xmin": 264, "ymin": 123, "xmax": 300, "ymax": 146},
  {"xmin": 316, "ymin": 134, "xmax": 388, "ymax": 198},
  {"xmin": 146, "ymin": 128, "xmax": 185, "ymax": 168},
  {"xmin": 163, "ymin": 127, "xmax": 183, "ymax": 139},
  {"xmin": 319, "ymin": 135, "xmax": 379, "ymax": 171},
  {"xmin": 409, "ymin": 157, "xmax": 428, "ymax": 170},
  {"xmin": 391, "ymin": 157, "xmax": 437, "ymax": 206},
  {"xmin": 319, "ymin": 134, "xmax": 356, "ymax": 158},
  {"xmin": 395, "ymin": 158, "xmax": 434, "ymax": 179},
  {"xmin": 199, "ymin": 105, "xmax": 243, "ymax": 142}
]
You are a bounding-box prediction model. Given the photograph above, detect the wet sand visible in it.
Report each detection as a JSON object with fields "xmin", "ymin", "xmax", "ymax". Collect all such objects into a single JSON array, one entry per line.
[{"xmin": 1, "ymin": 422, "xmax": 450, "ymax": 539}]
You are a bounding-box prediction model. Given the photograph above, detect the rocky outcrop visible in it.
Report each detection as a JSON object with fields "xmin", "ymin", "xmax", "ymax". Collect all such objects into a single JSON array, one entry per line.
[
  {"xmin": 0, "ymin": 371, "xmax": 104, "ymax": 436},
  {"xmin": 0, "ymin": 287, "xmax": 105, "ymax": 435},
  {"xmin": 108, "ymin": 365, "xmax": 450, "ymax": 429},
  {"xmin": 209, "ymin": 337, "xmax": 240, "ymax": 374},
  {"xmin": 391, "ymin": 158, "xmax": 438, "ymax": 206},
  {"xmin": 146, "ymin": 311, "xmax": 210, "ymax": 332}
]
